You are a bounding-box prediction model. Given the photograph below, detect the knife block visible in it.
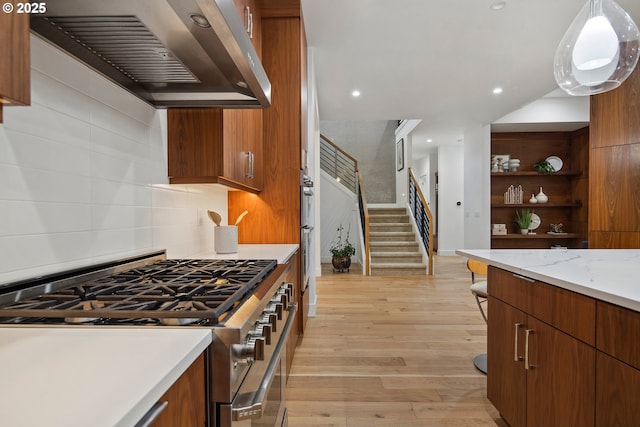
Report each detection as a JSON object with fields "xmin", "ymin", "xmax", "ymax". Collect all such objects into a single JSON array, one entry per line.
[{"xmin": 214, "ymin": 226, "xmax": 238, "ymax": 253}]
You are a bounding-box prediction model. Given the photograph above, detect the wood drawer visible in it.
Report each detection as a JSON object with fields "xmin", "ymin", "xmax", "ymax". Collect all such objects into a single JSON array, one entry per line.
[
  {"xmin": 488, "ymin": 266, "xmax": 529, "ymax": 312},
  {"xmin": 529, "ymin": 280, "xmax": 595, "ymax": 346},
  {"xmin": 488, "ymin": 266, "xmax": 595, "ymax": 345},
  {"xmin": 597, "ymin": 301, "xmax": 640, "ymax": 369}
]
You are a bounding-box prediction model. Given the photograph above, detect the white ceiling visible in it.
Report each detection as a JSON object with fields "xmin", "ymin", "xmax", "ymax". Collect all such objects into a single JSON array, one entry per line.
[{"xmin": 300, "ymin": 0, "xmax": 640, "ymax": 156}]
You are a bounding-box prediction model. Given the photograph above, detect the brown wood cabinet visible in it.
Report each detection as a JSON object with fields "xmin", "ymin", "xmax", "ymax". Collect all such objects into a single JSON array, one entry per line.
[
  {"xmin": 487, "ymin": 266, "xmax": 596, "ymax": 427},
  {"xmin": 150, "ymin": 352, "xmax": 206, "ymax": 427},
  {"xmin": 589, "ymin": 64, "xmax": 640, "ymax": 248},
  {"xmin": 229, "ymin": 1, "xmax": 307, "ymax": 348},
  {"xmin": 233, "ymin": 0, "xmax": 262, "ymax": 55},
  {"xmin": 0, "ymin": 1, "xmax": 30, "ymax": 123},
  {"xmin": 490, "ymin": 129, "xmax": 589, "ymax": 249},
  {"xmin": 594, "ymin": 301, "xmax": 640, "ymax": 426},
  {"xmin": 168, "ymin": 108, "xmax": 263, "ymax": 193}
]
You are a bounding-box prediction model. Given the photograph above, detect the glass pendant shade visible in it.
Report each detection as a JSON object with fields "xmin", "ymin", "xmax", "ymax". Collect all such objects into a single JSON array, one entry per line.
[{"xmin": 554, "ymin": 0, "xmax": 640, "ymax": 96}]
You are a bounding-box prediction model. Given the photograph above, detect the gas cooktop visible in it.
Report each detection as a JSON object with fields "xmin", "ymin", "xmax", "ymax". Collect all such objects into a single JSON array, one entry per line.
[{"xmin": 0, "ymin": 258, "xmax": 277, "ymax": 326}]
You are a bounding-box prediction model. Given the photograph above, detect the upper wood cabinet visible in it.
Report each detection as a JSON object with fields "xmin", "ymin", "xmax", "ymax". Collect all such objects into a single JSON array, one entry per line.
[
  {"xmin": 588, "ymin": 65, "xmax": 640, "ymax": 248},
  {"xmin": 0, "ymin": 3, "xmax": 30, "ymax": 123},
  {"xmin": 168, "ymin": 108, "xmax": 263, "ymax": 193},
  {"xmin": 233, "ymin": 0, "xmax": 262, "ymax": 56},
  {"xmin": 490, "ymin": 129, "xmax": 589, "ymax": 249}
]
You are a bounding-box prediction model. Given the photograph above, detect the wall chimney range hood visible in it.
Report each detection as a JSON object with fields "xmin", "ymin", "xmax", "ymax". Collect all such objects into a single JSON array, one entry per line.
[{"xmin": 30, "ymin": 0, "xmax": 271, "ymax": 108}]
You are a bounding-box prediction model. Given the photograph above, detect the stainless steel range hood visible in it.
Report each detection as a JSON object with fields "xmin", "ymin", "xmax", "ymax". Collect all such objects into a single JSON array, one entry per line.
[{"xmin": 30, "ymin": 0, "xmax": 271, "ymax": 108}]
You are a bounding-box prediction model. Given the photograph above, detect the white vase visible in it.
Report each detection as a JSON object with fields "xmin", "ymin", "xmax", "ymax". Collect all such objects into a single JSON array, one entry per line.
[
  {"xmin": 529, "ymin": 194, "xmax": 537, "ymax": 204},
  {"xmin": 520, "ymin": 229, "xmax": 529, "ymax": 235},
  {"xmin": 535, "ymin": 187, "xmax": 548, "ymax": 204}
]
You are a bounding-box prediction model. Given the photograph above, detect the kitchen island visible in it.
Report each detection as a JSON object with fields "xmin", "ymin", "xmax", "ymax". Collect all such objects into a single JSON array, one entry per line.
[
  {"xmin": 457, "ymin": 248, "xmax": 640, "ymax": 427},
  {"xmin": 456, "ymin": 249, "xmax": 640, "ymax": 312},
  {"xmin": 0, "ymin": 327, "xmax": 212, "ymax": 427}
]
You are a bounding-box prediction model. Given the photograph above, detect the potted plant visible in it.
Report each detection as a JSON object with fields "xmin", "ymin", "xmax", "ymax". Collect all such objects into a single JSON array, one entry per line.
[
  {"xmin": 533, "ymin": 159, "xmax": 556, "ymax": 174},
  {"xmin": 515, "ymin": 208, "xmax": 533, "ymax": 235},
  {"xmin": 330, "ymin": 224, "xmax": 355, "ymax": 272}
]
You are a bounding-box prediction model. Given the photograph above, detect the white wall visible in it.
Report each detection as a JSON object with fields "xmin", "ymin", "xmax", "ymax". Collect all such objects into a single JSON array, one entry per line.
[
  {"xmin": 0, "ymin": 36, "xmax": 227, "ymax": 284},
  {"xmin": 395, "ymin": 120, "xmax": 421, "ymax": 206},
  {"xmin": 412, "ymin": 155, "xmax": 432, "ymax": 205},
  {"xmin": 494, "ymin": 90, "xmax": 589, "ymax": 126},
  {"xmin": 319, "ymin": 170, "xmax": 360, "ymax": 264},
  {"xmin": 436, "ymin": 144, "xmax": 465, "ymax": 256},
  {"xmin": 462, "ymin": 125, "xmax": 491, "ymax": 249}
]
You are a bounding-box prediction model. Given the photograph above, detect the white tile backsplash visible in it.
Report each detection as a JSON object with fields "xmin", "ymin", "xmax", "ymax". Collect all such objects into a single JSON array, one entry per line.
[
  {"xmin": 30, "ymin": 37, "xmax": 92, "ymax": 96},
  {"xmin": 0, "ymin": 35, "xmax": 228, "ymax": 284},
  {"xmin": 5, "ymin": 201, "xmax": 92, "ymax": 236}
]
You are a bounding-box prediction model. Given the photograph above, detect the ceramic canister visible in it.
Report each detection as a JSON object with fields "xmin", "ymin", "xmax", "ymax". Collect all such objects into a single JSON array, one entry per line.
[{"xmin": 214, "ymin": 225, "xmax": 238, "ymax": 253}]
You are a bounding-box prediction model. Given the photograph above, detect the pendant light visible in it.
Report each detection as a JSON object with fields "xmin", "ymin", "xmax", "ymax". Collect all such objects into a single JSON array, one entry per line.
[{"xmin": 554, "ymin": 0, "xmax": 640, "ymax": 96}]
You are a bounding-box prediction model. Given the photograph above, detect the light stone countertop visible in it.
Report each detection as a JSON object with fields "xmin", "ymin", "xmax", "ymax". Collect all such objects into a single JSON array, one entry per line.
[
  {"xmin": 190, "ymin": 244, "xmax": 299, "ymax": 264},
  {"xmin": 456, "ymin": 249, "xmax": 640, "ymax": 312},
  {"xmin": 0, "ymin": 327, "xmax": 212, "ymax": 427}
]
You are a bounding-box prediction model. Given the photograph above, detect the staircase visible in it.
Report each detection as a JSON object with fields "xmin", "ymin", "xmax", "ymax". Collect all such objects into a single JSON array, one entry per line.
[{"xmin": 368, "ymin": 207, "xmax": 427, "ymax": 275}]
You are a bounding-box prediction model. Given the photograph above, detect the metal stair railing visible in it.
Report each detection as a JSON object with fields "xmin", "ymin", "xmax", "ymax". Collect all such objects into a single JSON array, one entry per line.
[
  {"xmin": 320, "ymin": 134, "xmax": 357, "ymax": 193},
  {"xmin": 408, "ymin": 168, "xmax": 434, "ymax": 275}
]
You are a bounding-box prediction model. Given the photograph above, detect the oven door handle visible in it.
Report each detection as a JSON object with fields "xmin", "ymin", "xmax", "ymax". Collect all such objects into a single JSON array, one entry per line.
[{"xmin": 232, "ymin": 303, "xmax": 298, "ymax": 421}]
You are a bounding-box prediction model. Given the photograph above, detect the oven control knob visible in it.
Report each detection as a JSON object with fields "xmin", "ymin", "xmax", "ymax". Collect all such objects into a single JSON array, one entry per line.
[
  {"xmin": 272, "ymin": 292, "xmax": 288, "ymax": 308},
  {"xmin": 260, "ymin": 313, "xmax": 277, "ymax": 332},
  {"xmin": 251, "ymin": 337, "xmax": 265, "ymax": 361},
  {"xmin": 265, "ymin": 302, "xmax": 284, "ymax": 320},
  {"xmin": 280, "ymin": 283, "xmax": 293, "ymax": 300},
  {"xmin": 234, "ymin": 337, "xmax": 265, "ymax": 362},
  {"xmin": 250, "ymin": 323, "xmax": 272, "ymax": 345}
]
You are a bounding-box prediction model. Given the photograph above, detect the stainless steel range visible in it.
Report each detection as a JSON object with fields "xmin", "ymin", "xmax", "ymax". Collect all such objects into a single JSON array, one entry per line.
[{"xmin": 0, "ymin": 250, "xmax": 295, "ymax": 427}]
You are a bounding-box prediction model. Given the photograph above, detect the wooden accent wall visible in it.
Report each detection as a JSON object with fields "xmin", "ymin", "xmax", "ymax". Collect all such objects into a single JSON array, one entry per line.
[
  {"xmin": 589, "ymin": 66, "xmax": 640, "ymax": 248},
  {"xmin": 229, "ymin": 2, "xmax": 306, "ymax": 244}
]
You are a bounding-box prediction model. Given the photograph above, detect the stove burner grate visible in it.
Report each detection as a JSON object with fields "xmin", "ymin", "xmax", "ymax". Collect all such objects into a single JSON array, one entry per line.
[{"xmin": 0, "ymin": 259, "xmax": 277, "ymax": 325}]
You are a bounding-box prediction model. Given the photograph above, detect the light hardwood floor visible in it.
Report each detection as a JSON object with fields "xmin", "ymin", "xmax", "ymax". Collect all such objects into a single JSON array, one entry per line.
[{"xmin": 286, "ymin": 256, "xmax": 507, "ymax": 427}]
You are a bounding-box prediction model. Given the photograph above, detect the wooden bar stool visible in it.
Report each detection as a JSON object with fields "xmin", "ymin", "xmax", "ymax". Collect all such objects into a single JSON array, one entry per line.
[{"xmin": 467, "ymin": 259, "xmax": 488, "ymax": 374}]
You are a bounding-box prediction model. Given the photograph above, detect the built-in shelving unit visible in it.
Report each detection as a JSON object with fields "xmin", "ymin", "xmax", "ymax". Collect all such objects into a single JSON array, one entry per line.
[{"xmin": 490, "ymin": 129, "xmax": 589, "ymax": 249}]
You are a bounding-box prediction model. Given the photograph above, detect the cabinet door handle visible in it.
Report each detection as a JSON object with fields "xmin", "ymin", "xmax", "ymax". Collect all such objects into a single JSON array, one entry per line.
[
  {"xmin": 525, "ymin": 329, "xmax": 535, "ymax": 370},
  {"xmin": 514, "ymin": 323, "xmax": 523, "ymax": 362},
  {"xmin": 244, "ymin": 6, "xmax": 253, "ymax": 39},
  {"xmin": 512, "ymin": 273, "xmax": 535, "ymax": 283},
  {"xmin": 245, "ymin": 151, "xmax": 254, "ymax": 178}
]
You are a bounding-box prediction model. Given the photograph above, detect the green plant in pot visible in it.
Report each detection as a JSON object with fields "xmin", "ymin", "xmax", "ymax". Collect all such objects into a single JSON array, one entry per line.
[
  {"xmin": 533, "ymin": 160, "xmax": 556, "ymax": 174},
  {"xmin": 515, "ymin": 208, "xmax": 533, "ymax": 235},
  {"xmin": 330, "ymin": 224, "xmax": 355, "ymax": 272}
]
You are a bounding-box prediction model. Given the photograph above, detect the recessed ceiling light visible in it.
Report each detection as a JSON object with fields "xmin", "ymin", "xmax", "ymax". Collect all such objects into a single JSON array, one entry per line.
[
  {"xmin": 490, "ymin": 1, "xmax": 506, "ymax": 11},
  {"xmin": 427, "ymin": 139, "xmax": 433, "ymax": 143},
  {"xmin": 493, "ymin": 87, "xmax": 503, "ymax": 95},
  {"xmin": 352, "ymin": 90, "xmax": 361, "ymax": 97}
]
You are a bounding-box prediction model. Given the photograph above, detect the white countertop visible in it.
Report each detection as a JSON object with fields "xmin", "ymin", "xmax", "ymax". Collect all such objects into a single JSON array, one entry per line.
[
  {"xmin": 191, "ymin": 244, "xmax": 299, "ymax": 264},
  {"xmin": 456, "ymin": 249, "xmax": 640, "ymax": 312},
  {"xmin": 0, "ymin": 327, "xmax": 212, "ymax": 427}
]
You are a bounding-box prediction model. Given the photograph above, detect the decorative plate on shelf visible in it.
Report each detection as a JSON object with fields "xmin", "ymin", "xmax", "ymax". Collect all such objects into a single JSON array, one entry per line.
[
  {"xmin": 529, "ymin": 213, "xmax": 541, "ymax": 230},
  {"xmin": 545, "ymin": 156, "xmax": 563, "ymax": 172}
]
